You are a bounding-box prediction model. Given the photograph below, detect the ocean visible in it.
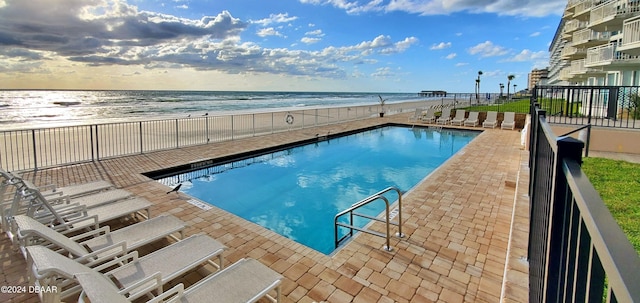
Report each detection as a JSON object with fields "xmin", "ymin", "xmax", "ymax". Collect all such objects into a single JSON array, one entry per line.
[{"xmin": 0, "ymin": 90, "xmax": 432, "ymax": 129}]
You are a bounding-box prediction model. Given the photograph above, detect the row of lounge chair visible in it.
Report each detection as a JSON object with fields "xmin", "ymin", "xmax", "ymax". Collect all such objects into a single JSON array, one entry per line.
[
  {"xmin": 0, "ymin": 169, "xmax": 284, "ymax": 303},
  {"xmin": 408, "ymin": 108, "xmax": 516, "ymax": 130}
]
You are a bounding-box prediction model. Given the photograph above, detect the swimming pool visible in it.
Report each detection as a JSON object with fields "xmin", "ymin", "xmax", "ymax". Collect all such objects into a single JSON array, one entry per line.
[{"xmin": 156, "ymin": 126, "xmax": 478, "ymax": 254}]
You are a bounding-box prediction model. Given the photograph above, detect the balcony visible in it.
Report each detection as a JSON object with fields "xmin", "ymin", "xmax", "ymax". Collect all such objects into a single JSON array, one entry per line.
[
  {"xmin": 559, "ymin": 67, "xmax": 574, "ymax": 81},
  {"xmin": 564, "ymin": 19, "xmax": 589, "ymax": 40},
  {"xmin": 618, "ymin": 15, "xmax": 640, "ymax": 55},
  {"xmin": 570, "ymin": 58, "xmax": 606, "ymax": 77},
  {"xmin": 585, "ymin": 43, "xmax": 640, "ymax": 68},
  {"xmin": 572, "ymin": 28, "xmax": 612, "ymax": 47},
  {"xmin": 565, "ymin": 19, "xmax": 590, "ymax": 34},
  {"xmin": 562, "ymin": 45, "xmax": 588, "ymax": 59},
  {"xmin": 574, "ymin": 0, "xmax": 596, "ymax": 20},
  {"xmin": 590, "ymin": 0, "xmax": 640, "ymax": 31}
]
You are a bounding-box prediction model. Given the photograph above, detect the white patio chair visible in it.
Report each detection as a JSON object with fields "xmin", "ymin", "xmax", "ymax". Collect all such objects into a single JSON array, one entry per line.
[
  {"xmin": 482, "ymin": 111, "xmax": 499, "ymax": 128},
  {"xmin": 74, "ymin": 258, "xmax": 283, "ymax": 303},
  {"xmin": 463, "ymin": 112, "xmax": 479, "ymax": 127},
  {"xmin": 6, "ymin": 182, "xmax": 152, "ymax": 234},
  {"xmin": 12, "ymin": 214, "xmax": 186, "ymax": 260},
  {"xmin": 501, "ymin": 112, "xmax": 516, "ymax": 130},
  {"xmin": 436, "ymin": 107, "xmax": 452, "ymax": 125},
  {"xmin": 25, "ymin": 234, "xmax": 226, "ymax": 302},
  {"xmin": 420, "ymin": 108, "xmax": 436, "ymax": 123},
  {"xmin": 408, "ymin": 108, "xmax": 423, "ymax": 122},
  {"xmin": 450, "ymin": 110, "xmax": 466, "ymax": 126}
]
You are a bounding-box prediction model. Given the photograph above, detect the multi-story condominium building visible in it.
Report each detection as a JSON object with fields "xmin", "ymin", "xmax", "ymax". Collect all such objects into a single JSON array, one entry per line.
[
  {"xmin": 549, "ymin": 0, "xmax": 640, "ymax": 86},
  {"xmin": 528, "ymin": 68, "xmax": 549, "ymax": 89}
]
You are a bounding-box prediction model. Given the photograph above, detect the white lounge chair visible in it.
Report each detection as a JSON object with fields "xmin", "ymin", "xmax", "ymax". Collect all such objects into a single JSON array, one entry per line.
[
  {"xmin": 408, "ymin": 108, "xmax": 423, "ymax": 122},
  {"xmin": 3, "ymin": 178, "xmax": 129, "ymax": 231},
  {"xmin": 501, "ymin": 112, "xmax": 516, "ymax": 130},
  {"xmin": 16, "ymin": 179, "xmax": 132, "ymax": 209},
  {"xmin": 464, "ymin": 112, "xmax": 479, "ymax": 127},
  {"xmin": 7, "ymin": 183, "xmax": 152, "ymax": 233},
  {"xmin": 40, "ymin": 180, "xmax": 113, "ymax": 198},
  {"xmin": 482, "ymin": 111, "xmax": 499, "ymax": 128},
  {"xmin": 436, "ymin": 107, "xmax": 452, "ymax": 125},
  {"xmin": 420, "ymin": 108, "xmax": 436, "ymax": 123},
  {"xmin": 74, "ymin": 258, "xmax": 283, "ymax": 303},
  {"xmin": 0, "ymin": 168, "xmax": 113, "ymax": 199},
  {"xmin": 25, "ymin": 234, "xmax": 226, "ymax": 301},
  {"xmin": 12, "ymin": 214, "xmax": 186, "ymax": 260},
  {"xmin": 450, "ymin": 110, "xmax": 466, "ymax": 126}
]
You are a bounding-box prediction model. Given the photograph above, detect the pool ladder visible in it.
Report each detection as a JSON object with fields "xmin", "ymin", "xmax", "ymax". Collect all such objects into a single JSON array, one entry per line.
[{"xmin": 334, "ymin": 187, "xmax": 405, "ymax": 251}]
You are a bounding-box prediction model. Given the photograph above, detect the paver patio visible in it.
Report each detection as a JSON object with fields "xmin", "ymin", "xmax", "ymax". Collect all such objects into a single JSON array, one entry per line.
[{"xmin": 0, "ymin": 113, "xmax": 530, "ymax": 303}]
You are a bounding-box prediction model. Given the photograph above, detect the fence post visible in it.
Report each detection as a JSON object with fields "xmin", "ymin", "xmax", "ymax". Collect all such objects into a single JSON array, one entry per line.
[
  {"xmin": 206, "ymin": 116, "xmax": 210, "ymax": 143},
  {"xmin": 90, "ymin": 125, "xmax": 95, "ymax": 162},
  {"xmin": 139, "ymin": 122, "xmax": 144, "ymax": 153},
  {"xmin": 95, "ymin": 126, "xmax": 100, "ymax": 161},
  {"xmin": 544, "ymin": 136, "xmax": 584, "ymax": 303},
  {"xmin": 175, "ymin": 119, "xmax": 179, "ymax": 148},
  {"xmin": 31, "ymin": 129, "xmax": 38, "ymax": 171}
]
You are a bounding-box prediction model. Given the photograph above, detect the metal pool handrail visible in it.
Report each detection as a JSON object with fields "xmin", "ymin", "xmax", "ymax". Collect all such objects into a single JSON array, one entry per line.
[{"xmin": 334, "ymin": 186, "xmax": 404, "ymax": 251}]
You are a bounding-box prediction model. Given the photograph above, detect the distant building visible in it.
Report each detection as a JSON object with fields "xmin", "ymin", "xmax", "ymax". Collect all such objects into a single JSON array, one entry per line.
[
  {"xmin": 547, "ymin": 0, "xmax": 640, "ymax": 86},
  {"xmin": 528, "ymin": 68, "xmax": 549, "ymax": 89}
]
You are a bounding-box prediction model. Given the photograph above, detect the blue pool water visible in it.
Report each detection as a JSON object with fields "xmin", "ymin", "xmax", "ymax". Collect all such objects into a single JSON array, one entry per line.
[{"xmin": 157, "ymin": 126, "xmax": 478, "ymax": 254}]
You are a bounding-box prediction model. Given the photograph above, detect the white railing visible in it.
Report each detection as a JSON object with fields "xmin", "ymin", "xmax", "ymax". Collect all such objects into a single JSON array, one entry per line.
[
  {"xmin": 591, "ymin": 0, "xmax": 640, "ymax": 26},
  {"xmin": 1, "ymin": 100, "xmax": 458, "ymax": 172},
  {"xmin": 564, "ymin": 19, "xmax": 589, "ymax": 34},
  {"xmin": 561, "ymin": 45, "xmax": 588, "ymax": 58},
  {"xmin": 586, "ymin": 42, "xmax": 640, "ymax": 66},
  {"xmin": 586, "ymin": 43, "xmax": 616, "ymax": 65},
  {"xmin": 574, "ymin": 0, "xmax": 596, "ymax": 16},
  {"xmin": 573, "ymin": 28, "xmax": 611, "ymax": 46},
  {"xmin": 622, "ymin": 15, "xmax": 640, "ymax": 46}
]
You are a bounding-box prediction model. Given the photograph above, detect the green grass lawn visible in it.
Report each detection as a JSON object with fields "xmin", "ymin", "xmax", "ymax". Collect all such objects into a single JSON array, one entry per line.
[
  {"xmin": 582, "ymin": 157, "xmax": 640, "ymax": 254},
  {"xmin": 463, "ymin": 99, "xmax": 530, "ymax": 113}
]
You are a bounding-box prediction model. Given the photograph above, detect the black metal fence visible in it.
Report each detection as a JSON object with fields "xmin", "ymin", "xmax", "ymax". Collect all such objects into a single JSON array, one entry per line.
[
  {"xmin": 528, "ymin": 97, "xmax": 640, "ymax": 302},
  {"xmin": 532, "ymin": 86, "xmax": 640, "ymax": 128}
]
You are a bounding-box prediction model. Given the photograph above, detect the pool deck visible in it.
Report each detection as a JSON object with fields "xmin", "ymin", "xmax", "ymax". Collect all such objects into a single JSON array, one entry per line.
[{"xmin": 0, "ymin": 113, "xmax": 530, "ymax": 303}]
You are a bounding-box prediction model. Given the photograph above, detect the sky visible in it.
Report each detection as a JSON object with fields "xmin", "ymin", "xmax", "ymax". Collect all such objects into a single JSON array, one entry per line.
[{"xmin": 0, "ymin": 0, "xmax": 566, "ymax": 93}]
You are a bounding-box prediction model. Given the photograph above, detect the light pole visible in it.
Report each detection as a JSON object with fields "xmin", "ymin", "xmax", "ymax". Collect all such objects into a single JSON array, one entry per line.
[
  {"xmin": 514, "ymin": 84, "xmax": 517, "ymax": 98},
  {"xmin": 499, "ymin": 83, "xmax": 504, "ymax": 99},
  {"xmin": 476, "ymin": 71, "xmax": 483, "ymax": 104}
]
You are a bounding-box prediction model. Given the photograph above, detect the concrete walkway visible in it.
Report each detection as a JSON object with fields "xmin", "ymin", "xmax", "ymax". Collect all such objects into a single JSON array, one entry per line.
[{"xmin": 0, "ymin": 113, "xmax": 530, "ymax": 302}]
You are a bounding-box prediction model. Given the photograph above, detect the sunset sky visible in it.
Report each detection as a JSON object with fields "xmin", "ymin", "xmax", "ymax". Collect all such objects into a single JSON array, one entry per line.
[{"xmin": 0, "ymin": 0, "xmax": 565, "ymax": 93}]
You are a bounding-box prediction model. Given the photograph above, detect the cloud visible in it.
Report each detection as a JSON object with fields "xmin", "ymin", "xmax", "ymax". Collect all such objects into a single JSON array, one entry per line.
[
  {"xmin": 0, "ymin": 0, "xmax": 419, "ymax": 80},
  {"xmin": 0, "ymin": 1, "xmax": 248, "ymax": 57},
  {"xmin": 305, "ymin": 29, "xmax": 325, "ymax": 37},
  {"xmin": 380, "ymin": 36, "xmax": 419, "ymax": 54},
  {"xmin": 252, "ymin": 13, "xmax": 298, "ymax": 26},
  {"xmin": 371, "ymin": 66, "xmax": 394, "ymax": 78},
  {"xmin": 301, "ymin": 37, "xmax": 322, "ymax": 44},
  {"xmin": 300, "ymin": 0, "xmax": 565, "ymax": 17},
  {"xmin": 430, "ymin": 42, "xmax": 451, "ymax": 50},
  {"xmin": 504, "ymin": 49, "xmax": 548, "ymax": 62},
  {"xmin": 445, "ymin": 53, "xmax": 456, "ymax": 59},
  {"xmin": 530, "ymin": 32, "xmax": 541, "ymax": 37},
  {"xmin": 299, "ymin": 0, "xmax": 384, "ymax": 15},
  {"xmin": 257, "ymin": 27, "xmax": 284, "ymax": 37},
  {"xmin": 301, "ymin": 29, "xmax": 324, "ymax": 44},
  {"xmin": 467, "ymin": 41, "xmax": 509, "ymax": 57}
]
